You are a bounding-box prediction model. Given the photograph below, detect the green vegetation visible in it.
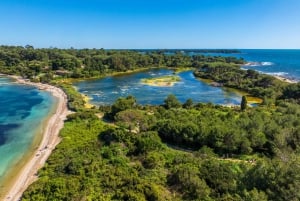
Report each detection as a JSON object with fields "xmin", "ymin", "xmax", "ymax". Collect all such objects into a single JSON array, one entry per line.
[
  {"xmin": 1, "ymin": 45, "xmax": 300, "ymax": 200},
  {"xmin": 141, "ymin": 75, "xmax": 181, "ymax": 87},
  {"xmin": 164, "ymin": 94, "xmax": 182, "ymax": 109},
  {"xmin": 173, "ymin": 67, "xmax": 193, "ymax": 73},
  {"xmin": 22, "ymin": 94, "xmax": 300, "ymax": 201},
  {"xmin": 0, "ymin": 45, "xmax": 244, "ymax": 81},
  {"xmin": 194, "ymin": 63, "xmax": 288, "ymax": 101},
  {"xmin": 281, "ymin": 82, "xmax": 300, "ymax": 103},
  {"xmin": 241, "ymin": 95, "xmax": 247, "ymax": 111},
  {"xmin": 193, "ymin": 60, "xmax": 300, "ymax": 105}
]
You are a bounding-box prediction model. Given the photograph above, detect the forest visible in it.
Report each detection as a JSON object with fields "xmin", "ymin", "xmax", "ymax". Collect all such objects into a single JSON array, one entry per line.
[
  {"xmin": 0, "ymin": 46, "xmax": 300, "ymax": 200},
  {"xmin": 0, "ymin": 45, "xmax": 244, "ymax": 81},
  {"xmin": 22, "ymin": 95, "xmax": 300, "ymax": 201}
]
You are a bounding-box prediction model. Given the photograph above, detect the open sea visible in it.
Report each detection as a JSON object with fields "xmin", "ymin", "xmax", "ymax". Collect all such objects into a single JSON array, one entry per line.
[
  {"xmin": 201, "ymin": 49, "xmax": 300, "ymax": 82},
  {"xmin": 0, "ymin": 77, "xmax": 56, "ymax": 186}
]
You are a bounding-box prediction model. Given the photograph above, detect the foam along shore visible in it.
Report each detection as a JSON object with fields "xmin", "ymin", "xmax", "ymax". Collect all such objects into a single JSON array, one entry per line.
[
  {"xmin": 273, "ymin": 75, "xmax": 298, "ymax": 84},
  {"xmin": 141, "ymin": 75, "xmax": 181, "ymax": 87},
  {"xmin": 1, "ymin": 75, "xmax": 70, "ymax": 201}
]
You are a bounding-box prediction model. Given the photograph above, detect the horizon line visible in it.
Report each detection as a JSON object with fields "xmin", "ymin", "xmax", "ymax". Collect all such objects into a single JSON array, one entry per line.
[{"xmin": 1, "ymin": 45, "xmax": 300, "ymax": 50}]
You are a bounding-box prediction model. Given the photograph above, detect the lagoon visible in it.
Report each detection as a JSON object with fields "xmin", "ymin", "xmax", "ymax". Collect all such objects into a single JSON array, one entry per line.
[{"xmin": 74, "ymin": 69, "xmax": 243, "ymax": 106}]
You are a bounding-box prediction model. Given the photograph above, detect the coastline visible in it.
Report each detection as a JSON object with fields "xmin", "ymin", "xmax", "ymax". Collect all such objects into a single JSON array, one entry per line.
[
  {"xmin": 0, "ymin": 94, "xmax": 57, "ymax": 199},
  {"xmin": 0, "ymin": 75, "xmax": 70, "ymax": 201},
  {"xmin": 273, "ymin": 75, "xmax": 298, "ymax": 84}
]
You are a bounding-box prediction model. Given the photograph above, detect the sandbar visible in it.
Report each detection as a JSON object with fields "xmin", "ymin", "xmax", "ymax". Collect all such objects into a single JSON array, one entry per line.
[{"xmin": 141, "ymin": 75, "xmax": 181, "ymax": 87}]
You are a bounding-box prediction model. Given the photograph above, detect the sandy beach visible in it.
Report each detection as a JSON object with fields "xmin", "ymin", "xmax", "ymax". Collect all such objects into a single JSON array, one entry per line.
[
  {"xmin": 273, "ymin": 75, "xmax": 298, "ymax": 84},
  {"xmin": 0, "ymin": 76, "xmax": 70, "ymax": 201}
]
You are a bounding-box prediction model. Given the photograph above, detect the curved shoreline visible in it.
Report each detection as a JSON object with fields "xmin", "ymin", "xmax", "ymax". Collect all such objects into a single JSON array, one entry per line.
[
  {"xmin": 0, "ymin": 76, "xmax": 70, "ymax": 201},
  {"xmin": 0, "ymin": 93, "xmax": 57, "ymax": 199}
]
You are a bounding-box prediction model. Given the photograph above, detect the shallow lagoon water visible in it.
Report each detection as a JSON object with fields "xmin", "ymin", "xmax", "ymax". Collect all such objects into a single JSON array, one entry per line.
[
  {"xmin": 0, "ymin": 77, "xmax": 56, "ymax": 183},
  {"xmin": 75, "ymin": 69, "xmax": 243, "ymax": 105}
]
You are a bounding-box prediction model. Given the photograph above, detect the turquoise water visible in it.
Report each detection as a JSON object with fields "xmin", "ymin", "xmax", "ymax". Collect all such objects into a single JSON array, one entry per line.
[
  {"xmin": 0, "ymin": 77, "xmax": 56, "ymax": 182},
  {"xmin": 75, "ymin": 69, "xmax": 243, "ymax": 105},
  {"xmin": 200, "ymin": 49, "xmax": 300, "ymax": 82}
]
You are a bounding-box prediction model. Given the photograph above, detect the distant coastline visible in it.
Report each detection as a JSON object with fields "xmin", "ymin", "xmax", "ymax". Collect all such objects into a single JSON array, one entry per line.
[
  {"xmin": 273, "ymin": 75, "xmax": 298, "ymax": 84},
  {"xmin": 243, "ymin": 62, "xmax": 298, "ymax": 84},
  {"xmin": 0, "ymin": 74, "xmax": 70, "ymax": 201}
]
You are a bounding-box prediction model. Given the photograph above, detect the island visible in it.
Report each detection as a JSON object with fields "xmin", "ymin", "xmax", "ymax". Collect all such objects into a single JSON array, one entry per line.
[{"xmin": 141, "ymin": 75, "xmax": 181, "ymax": 87}]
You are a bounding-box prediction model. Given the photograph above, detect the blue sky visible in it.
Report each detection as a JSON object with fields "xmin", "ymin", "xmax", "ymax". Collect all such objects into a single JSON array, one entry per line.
[{"xmin": 0, "ymin": 0, "xmax": 300, "ymax": 49}]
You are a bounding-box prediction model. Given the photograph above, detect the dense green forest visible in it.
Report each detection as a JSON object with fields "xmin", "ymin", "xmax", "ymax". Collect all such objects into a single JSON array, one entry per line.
[
  {"xmin": 193, "ymin": 61, "xmax": 300, "ymax": 104},
  {"xmin": 0, "ymin": 45, "xmax": 244, "ymax": 81},
  {"xmin": 194, "ymin": 62, "xmax": 285, "ymax": 99},
  {"xmin": 1, "ymin": 46, "xmax": 300, "ymax": 200},
  {"xmin": 22, "ymin": 95, "xmax": 300, "ymax": 201}
]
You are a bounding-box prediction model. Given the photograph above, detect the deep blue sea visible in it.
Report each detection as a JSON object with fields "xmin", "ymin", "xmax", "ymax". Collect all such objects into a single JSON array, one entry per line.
[
  {"xmin": 201, "ymin": 49, "xmax": 300, "ymax": 82},
  {"xmin": 0, "ymin": 77, "xmax": 56, "ymax": 183}
]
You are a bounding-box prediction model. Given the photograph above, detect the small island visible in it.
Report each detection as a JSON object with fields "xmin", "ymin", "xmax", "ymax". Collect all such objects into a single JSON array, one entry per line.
[{"xmin": 141, "ymin": 75, "xmax": 181, "ymax": 87}]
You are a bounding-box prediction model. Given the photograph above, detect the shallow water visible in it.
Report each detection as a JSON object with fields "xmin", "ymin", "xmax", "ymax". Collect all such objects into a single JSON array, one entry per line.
[
  {"xmin": 0, "ymin": 77, "xmax": 56, "ymax": 182},
  {"xmin": 74, "ymin": 69, "xmax": 243, "ymax": 105}
]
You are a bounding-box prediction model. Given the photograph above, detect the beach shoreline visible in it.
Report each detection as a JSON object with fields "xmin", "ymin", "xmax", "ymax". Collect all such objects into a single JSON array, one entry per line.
[
  {"xmin": 273, "ymin": 75, "xmax": 298, "ymax": 84},
  {"xmin": 0, "ymin": 75, "xmax": 70, "ymax": 201}
]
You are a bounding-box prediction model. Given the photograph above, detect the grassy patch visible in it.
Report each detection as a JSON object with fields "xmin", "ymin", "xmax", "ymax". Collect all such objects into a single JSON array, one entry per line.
[{"xmin": 141, "ymin": 75, "xmax": 181, "ymax": 87}]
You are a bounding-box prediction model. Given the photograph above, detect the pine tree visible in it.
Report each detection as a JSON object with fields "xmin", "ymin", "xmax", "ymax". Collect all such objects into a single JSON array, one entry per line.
[{"xmin": 241, "ymin": 96, "xmax": 247, "ymax": 111}]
